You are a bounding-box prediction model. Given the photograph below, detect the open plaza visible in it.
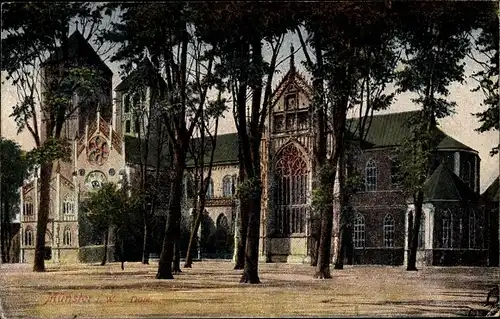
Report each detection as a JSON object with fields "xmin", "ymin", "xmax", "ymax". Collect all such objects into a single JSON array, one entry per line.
[{"xmin": 0, "ymin": 261, "xmax": 498, "ymax": 318}]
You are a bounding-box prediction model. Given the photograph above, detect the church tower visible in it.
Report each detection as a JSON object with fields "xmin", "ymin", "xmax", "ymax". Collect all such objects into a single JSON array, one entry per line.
[{"xmin": 19, "ymin": 30, "xmax": 121, "ymax": 264}]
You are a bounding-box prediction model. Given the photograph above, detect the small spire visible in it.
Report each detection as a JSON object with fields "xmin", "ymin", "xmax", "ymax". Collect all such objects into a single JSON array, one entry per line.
[{"xmin": 290, "ymin": 43, "xmax": 295, "ymax": 71}]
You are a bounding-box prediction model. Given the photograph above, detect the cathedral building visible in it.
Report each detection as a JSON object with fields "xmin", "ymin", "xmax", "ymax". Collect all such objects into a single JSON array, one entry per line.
[{"xmin": 17, "ymin": 31, "xmax": 497, "ymax": 267}]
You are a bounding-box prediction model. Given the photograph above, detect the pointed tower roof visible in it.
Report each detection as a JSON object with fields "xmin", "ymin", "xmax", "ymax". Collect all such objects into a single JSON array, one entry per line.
[
  {"xmin": 115, "ymin": 58, "xmax": 166, "ymax": 92},
  {"xmin": 423, "ymin": 163, "xmax": 479, "ymax": 202},
  {"xmin": 482, "ymin": 176, "xmax": 499, "ymax": 202},
  {"xmin": 43, "ymin": 30, "xmax": 112, "ymax": 75},
  {"xmin": 271, "ymin": 45, "xmax": 312, "ymax": 106}
]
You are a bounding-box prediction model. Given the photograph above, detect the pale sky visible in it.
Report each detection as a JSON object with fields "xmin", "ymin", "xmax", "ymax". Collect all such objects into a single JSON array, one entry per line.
[{"xmin": 1, "ymin": 30, "xmax": 498, "ymax": 193}]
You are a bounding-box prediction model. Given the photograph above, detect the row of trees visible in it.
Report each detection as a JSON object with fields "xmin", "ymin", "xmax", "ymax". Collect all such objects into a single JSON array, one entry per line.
[{"xmin": 1, "ymin": 2, "xmax": 497, "ymax": 282}]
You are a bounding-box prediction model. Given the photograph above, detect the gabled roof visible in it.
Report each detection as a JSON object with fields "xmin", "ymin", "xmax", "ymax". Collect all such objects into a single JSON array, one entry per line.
[
  {"xmin": 482, "ymin": 177, "xmax": 499, "ymax": 202},
  {"xmin": 347, "ymin": 110, "xmax": 477, "ymax": 153},
  {"xmin": 43, "ymin": 30, "xmax": 112, "ymax": 75},
  {"xmin": 423, "ymin": 163, "xmax": 479, "ymax": 202},
  {"xmin": 271, "ymin": 67, "xmax": 312, "ymax": 107},
  {"xmin": 115, "ymin": 58, "xmax": 166, "ymax": 92}
]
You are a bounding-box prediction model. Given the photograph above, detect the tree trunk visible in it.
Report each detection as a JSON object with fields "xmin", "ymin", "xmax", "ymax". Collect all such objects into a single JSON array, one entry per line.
[
  {"xmin": 142, "ymin": 218, "xmax": 152, "ymax": 264},
  {"xmin": 184, "ymin": 209, "xmax": 202, "ymax": 268},
  {"xmin": 334, "ymin": 154, "xmax": 347, "ymax": 270},
  {"xmin": 234, "ymin": 155, "xmax": 248, "ymax": 270},
  {"xmin": 234, "ymin": 199, "xmax": 249, "ymax": 270},
  {"xmin": 315, "ymin": 202, "xmax": 334, "ymax": 279},
  {"xmin": 240, "ymin": 184, "xmax": 262, "ymax": 284},
  {"xmin": 156, "ymin": 151, "xmax": 184, "ymax": 279},
  {"xmin": 407, "ymin": 190, "xmax": 424, "ymax": 271},
  {"xmin": 101, "ymin": 228, "xmax": 109, "ymax": 266},
  {"xmin": 334, "ymin": 227, "xmax": 345, "ymax": 269},
  {"xmin": 310, "ymin": 235, "xmax": 319, "ymax": 266},
  {"xmin": 172, "ymin": 239, "xmax": 182, "ymax": 273},
  {"xmin": 33, "ymin": 162, "xmax": 53, "ymax": 272}
]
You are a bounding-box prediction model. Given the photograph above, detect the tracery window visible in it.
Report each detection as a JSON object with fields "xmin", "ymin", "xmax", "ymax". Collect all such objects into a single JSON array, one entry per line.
[
  {"xmin": 468, "ymin": 210, "xmax": 476, "ymax": 248},
  {"xmin": 275, "ymin": 144, "xmax": 308, "ymax": 235},
  {"xmin": 383, "ymin": 214, "xmax": 395, "ymax": 248},
  {"xmin": 205, "ymin": 177, "xmax": 214, "ymax": 199},
  {"xmin": 23, "ymin": 197, "xmax": 34, "ymax": 216},
  {"xmin": 273, "ymin": 92, "xmax": 309, "ymax": 133},
  {"xmin": 124, "ymin": 94, "xmax": 131, "ymax": 113},
  {"xmin": 463, "ymin": 160, "xmax": 473, "ymax": 189},
  {"xmin": 442, "ymin": 210, "xmax": 453, "ymax": 248},
  {"xmin": 353, "ymin": 213, "xmax": 366, "ymax": 248},
  {"xmin": 24, "ymin": 227, "xmax": 33, "ymax": 246},
  {"xmin": 365, "ymin": 159, "xmax": 377, "ymax": 191},
  {"xmin": 63, "ymin": 226, "xmax": 72, "ymax": 246},
  {"xmin": 222, "ymin": 175, "xmax": 233, "ymax": 197},
  {"xmin": 418, "ymin": 213, "xmax": 425, "ymax": 249}
]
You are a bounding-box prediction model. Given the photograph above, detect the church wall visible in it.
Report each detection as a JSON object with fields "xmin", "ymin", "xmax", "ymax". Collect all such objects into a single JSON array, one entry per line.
[{"xmin": 349, "ymin": 148, "xmax": 406, "ymax": 265}]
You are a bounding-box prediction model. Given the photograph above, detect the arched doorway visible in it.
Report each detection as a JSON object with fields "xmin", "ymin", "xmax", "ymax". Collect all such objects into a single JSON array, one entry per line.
[
  {"xmin": 274, "ymin": 143, "xmax": 309, "ymax": 236},
  {"xmin": 215, "ymin": 214, "xmax": 232, "ymax": 258}
]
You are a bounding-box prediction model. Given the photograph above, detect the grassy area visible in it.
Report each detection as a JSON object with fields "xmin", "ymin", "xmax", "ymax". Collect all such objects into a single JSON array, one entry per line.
[{"xmin": 0, "ymin": 261, "xmax": 498, "ymax": 318}]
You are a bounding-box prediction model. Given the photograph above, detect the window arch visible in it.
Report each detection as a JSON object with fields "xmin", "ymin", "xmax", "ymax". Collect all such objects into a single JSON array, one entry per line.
[
  {"xmin": 205, "ymin": 177, "xmax": 214, "ymax": 199},
  {"xmin": 222, "ymin": 175, "xmax": 233, "ymax": 197},
  {"xmin": 62, "ymin": 195, "xmax": 75, "ymax": 217},
  {"xmin": 184, "ymin": 173, "xmax": 195, "ymax": 199},
  {"xmin": 216, "ymin": 214, "xmax": 229, "ymax": 230},
  {"xmin": 383, "ymin": 214, "xmax": 395, "ymax": 248},
  {"xmin": 23, "ymin": 197, "xmax": 34, "ymax": 216},
  {"xmin": 124, "ymin": 94, "xmax": 131, "ymax": 113},
  {"xmin": 353, "ymin": 213, "xmax": 366, "ymax": 248},
  {"xmin": 24, "ymin": 227, "xmax": 33, "ymax": 246},
  {"xmin": 418, "ymin": 213, "xmax": 425, "ymax": 249},
  {"xmin": 275, "ymin": 144, "xmax": 309, "ymax": 235},
  {"xmin": 442, "ymin": 209, "xmax": 453, "ymax": 248},
  {"xmin": 468, "ymin": 209, "xmax": 476, "ymax": 248},
  {"xmin": 365, "ymin": 159, "xmax": 377, "ymax": 191},
  {"xmin": 63, "ymin": 226, "xmax": 72, "ymax": 246}
]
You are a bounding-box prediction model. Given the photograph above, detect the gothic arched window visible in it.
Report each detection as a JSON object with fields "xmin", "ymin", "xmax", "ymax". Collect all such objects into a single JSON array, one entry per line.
[
  {"xmin": 365, "ymin": 159, "xmax": 377, "ymax": 191},
  {"xmin": 468, "ymin": 209, "xmax": 476, "ymax": 248},
  {"xmin": 205, "ymin": 177, "xmax": 214, "ymax": 199},
  {"xmin": 442, "ymin": 209, "xmax": 453, "ymax": 248},
  {"xmin": 353, "ymin": 213, "xmax": 366, "ymax": 248},
  {"xmin": 23, "ymin": 197, "xmax": 34, "ymax": 216},
  {"xmin": 24, "ymin": 227, "xmax": 33, "ymax": 246},
  {"xmin": 418, "ymin": 213, "xmax": 425, "ymax": 249},
  {"xmin": 124, "ymin": 94, "xmax": 131, "ymax": 113},
  {"xmin": 275, "ymin": 144, "xmax": 308, "ymax": 235},
  {"xmin": 383, "ymin": 214, "xmax": 395, "ymax": 248},
  {"xmin": 62, "ymin": 195, "xmax": 75, "ymax": 220},
  {"xmin": 222, "ymin": 175, "xmax": 233, "ymax": 197},
  {"xmin": 63, "ymin": 226, "xmax": 72, "ymax": 246}
]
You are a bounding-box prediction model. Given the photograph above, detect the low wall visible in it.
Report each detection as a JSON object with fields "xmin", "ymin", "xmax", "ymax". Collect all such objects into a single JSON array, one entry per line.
[
  {"xmin": 79, "ymin": 245, "xmax": 116, "ymax": 263},
  {"xmin": 432, "ymin": 249, "xmax": 489, "ymax": 266},
  {"xmin": 354, "ymin": 248, "xmax": 404, "ymax": 266}
]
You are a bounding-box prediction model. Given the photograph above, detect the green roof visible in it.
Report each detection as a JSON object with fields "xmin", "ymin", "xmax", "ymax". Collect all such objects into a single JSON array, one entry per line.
[
  {"xmin": 436, "ymin": 135, "xmax": 475, "ymax": 152},
  {"xmin": 185, "ymin": 133, "xmax": 239, "ymax": 167},
  {"xmin": 347, "ymin": 110, "xmax": 476, "ymax": 152},
  {"xmin": 482, "ymin": 177, "xmax": 499, "ymax": 202},
  {"xmin": 125, "ymin": 132, "xmax": 239, "ymax": 168},
  {"xmin": 423, "ymin": 163, "xmax": 479, "ymax": 202},
  {"xmin": 124, "ymin": 135, "xmax": 172, "ymax": 168}
]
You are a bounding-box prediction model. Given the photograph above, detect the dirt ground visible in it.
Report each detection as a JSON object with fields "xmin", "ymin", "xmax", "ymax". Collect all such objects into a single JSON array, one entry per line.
[{"xmin": 0, "ymin": 260, "xmax": 498, "ymax": 318}]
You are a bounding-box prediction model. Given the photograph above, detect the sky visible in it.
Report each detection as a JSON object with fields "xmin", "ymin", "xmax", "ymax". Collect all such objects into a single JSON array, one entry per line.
[{"xmin": 1, "ymin": 25, "xmax": 498, "ymax": 194}]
